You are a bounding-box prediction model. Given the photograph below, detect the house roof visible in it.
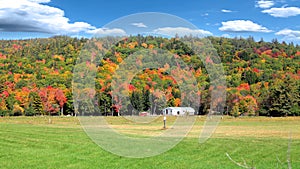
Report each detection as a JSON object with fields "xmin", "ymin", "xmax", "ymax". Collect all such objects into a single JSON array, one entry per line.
[{"xmin": 164, "ymin": 107, "xmax": 195, "ymax": 111}]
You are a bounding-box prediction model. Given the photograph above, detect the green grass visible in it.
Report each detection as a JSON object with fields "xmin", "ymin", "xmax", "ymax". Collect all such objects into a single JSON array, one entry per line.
[{"xmin": 0, "ymin": 116, "xmax": 300, "ymax": 169}]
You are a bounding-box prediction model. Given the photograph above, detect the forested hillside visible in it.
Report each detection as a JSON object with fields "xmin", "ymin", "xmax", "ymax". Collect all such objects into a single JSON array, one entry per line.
[{"xmin": 0, "ymin": 36, "xmax": 299, "ymax": 117}]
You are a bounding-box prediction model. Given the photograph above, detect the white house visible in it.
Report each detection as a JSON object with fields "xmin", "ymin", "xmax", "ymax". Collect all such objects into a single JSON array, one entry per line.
[{"xmin": 163, "ymin": 107, "xmax": 195, "ymax": 116}]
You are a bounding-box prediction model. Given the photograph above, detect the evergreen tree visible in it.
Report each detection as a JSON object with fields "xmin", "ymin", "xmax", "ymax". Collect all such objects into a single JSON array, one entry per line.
[
  {"xmin": 262, "ymin": 77, "xmax": 299, "ymax": 116},
  {"xmin": 29, "ymin": 92, "xmax": 43, "ymax": 115},
  {"xmin": 142, "ymin": 89, "xmax": 150, "ymax": 111}
]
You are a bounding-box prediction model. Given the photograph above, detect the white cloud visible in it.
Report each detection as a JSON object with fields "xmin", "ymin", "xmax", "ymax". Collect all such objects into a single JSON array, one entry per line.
[
  {"xmin": 86, "ymin": 28, "xmax": 127, "ymax": 36},
  {"xmin": 219, "ymin": 20, "xmax": 272, "ymax": 33},
  {"xmin": 131, "ymin": 22, "xmax": 147, "ymax": 28},
  {"xmin": 28, "ymin": 0, "xmax": 51, "ymax": 3},
  {"xmin": 275, "ymin": 29, "xmax": 300, "ymax": 40},
  {"xmin": 221, "ymin": 9, "xmax": 233, "ymax": 13},
  {"xmin": 0, "ymin": 0, "xmax": 119, "ymax": 35},
  {"xmin": 256, "ymin": 0, "xmax": 275, "ymax": 8},
  {"xmin": 262, "ymin": 6, "xmax": 300, "ymax": 17},
  {"xmin": 153, "ymin": 27, "xmax": 213, "ymax": 37},
  {"xmin": 221, "ymin": 34, "xmax": 231, "ymax": 38}
]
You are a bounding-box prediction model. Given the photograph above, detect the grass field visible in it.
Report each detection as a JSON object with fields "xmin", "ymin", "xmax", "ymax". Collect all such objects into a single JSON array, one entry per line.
[{"xmin": 1, "ymin": 116, "xmax": 300, "ymax": 169}]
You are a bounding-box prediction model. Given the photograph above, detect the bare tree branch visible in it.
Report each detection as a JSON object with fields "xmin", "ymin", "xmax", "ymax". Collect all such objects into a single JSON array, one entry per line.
[
  {"xmin": 227, "ymin": 132, "xmax": 292, "ymax": 169},
  {"xmin": 225, "ymin": 153, "xmax": 255, "ymax": 169},
  {"xmin": 276, "ymin": 155, "xmax": 283, "ymax": 169}
]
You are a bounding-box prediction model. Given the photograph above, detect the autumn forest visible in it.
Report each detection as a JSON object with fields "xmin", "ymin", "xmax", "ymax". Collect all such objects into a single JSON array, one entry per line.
[{"xmin": 0, "ymin": 35, "xmax": 299, "ymax": 117}]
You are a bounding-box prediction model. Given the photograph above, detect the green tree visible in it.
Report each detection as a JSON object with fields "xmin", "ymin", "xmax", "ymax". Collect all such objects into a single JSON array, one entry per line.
[
  {"xmin": 262, "ymin": 76, "xmax": 299, "ymax": 116},
  {"xmin": 28, "ymin": 92, "xmax": 43, "ymax": 115}
]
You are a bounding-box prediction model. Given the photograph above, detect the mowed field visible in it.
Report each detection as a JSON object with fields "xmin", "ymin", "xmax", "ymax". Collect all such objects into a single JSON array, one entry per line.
[{"xmin": 0, "ymin": 116, "xmax": 300, "ymax": 169}]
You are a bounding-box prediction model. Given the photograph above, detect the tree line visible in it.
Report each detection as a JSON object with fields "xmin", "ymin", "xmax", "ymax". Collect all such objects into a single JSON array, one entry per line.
[{"xmin": 0, "ymin": 35, "xmax": 299, "ymax": 117}]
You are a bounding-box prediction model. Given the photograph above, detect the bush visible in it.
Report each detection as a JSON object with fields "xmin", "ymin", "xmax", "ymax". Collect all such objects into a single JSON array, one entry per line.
[
  {"xmin": 231, "ymin": 104, "xmax": 240, "ymax": 117},
  {"xmin": 0, "ymin": 110, "xmax": 9, "ymax": 116},
  {"xmin": 290, "ymin": 105, "xmax": 300, "ymax": 116},
  {"xmin": 12, "ymin": 103, "xmax": 24, "ymax": 116},
  {"xmin": 24, "ymin": 106, "xmax": 35, "ymax": 116}
]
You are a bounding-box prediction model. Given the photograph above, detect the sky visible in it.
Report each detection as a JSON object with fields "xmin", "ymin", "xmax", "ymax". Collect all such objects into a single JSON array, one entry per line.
[{"xmin": 0, "ymin": 0, "xmax": 300, "ymax": 43}]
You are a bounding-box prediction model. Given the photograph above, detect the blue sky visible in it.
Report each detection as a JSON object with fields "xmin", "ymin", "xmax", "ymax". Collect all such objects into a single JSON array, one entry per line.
[{"xmin": 0, "ymin": 0, "xmax": 300, "ymax": 42}]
